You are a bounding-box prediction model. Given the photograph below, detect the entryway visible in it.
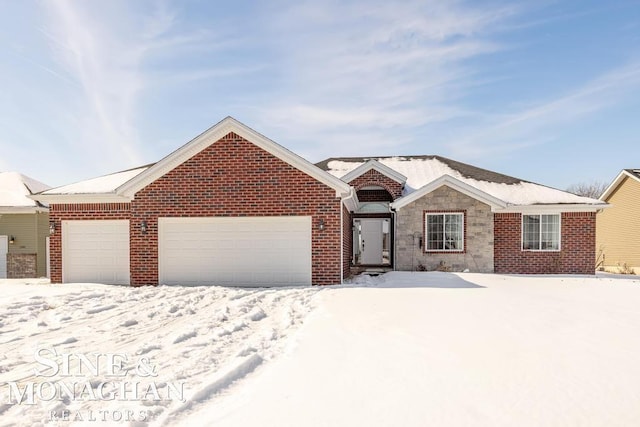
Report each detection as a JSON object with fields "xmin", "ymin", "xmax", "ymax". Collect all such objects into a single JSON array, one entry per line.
[{"xmin": 353, "ymin": 218, "xmax": 391, "ymax": 266}]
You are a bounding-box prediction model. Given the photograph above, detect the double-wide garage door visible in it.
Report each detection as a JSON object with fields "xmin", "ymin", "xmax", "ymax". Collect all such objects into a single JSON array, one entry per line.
[{"xmin": 159, "ymin": 216, "xmax": 312, "ymax": 286}]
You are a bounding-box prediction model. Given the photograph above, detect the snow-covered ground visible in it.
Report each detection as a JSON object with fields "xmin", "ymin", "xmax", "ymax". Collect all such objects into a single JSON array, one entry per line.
[
  {"xmin": 0, "ymin": 279, "xmax": 318, "ymax": 426},
  {"xmin": 1, "ymin": 272, "xmax": 640, "ymax": 426}
]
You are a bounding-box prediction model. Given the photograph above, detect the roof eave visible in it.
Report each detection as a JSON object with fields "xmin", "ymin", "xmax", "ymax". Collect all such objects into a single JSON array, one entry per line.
[
  {"xmin": 496, "ymin": 203, "xmax": 610, "ymax": 214},
  {"xmin": 0, "ymin": 206, "xmax": 48, "ymax": 214},
  {"xmin": 600, "ymin": 170, "xmax": 640, "ymax": 201},
  {"xmin": 27, "ymin": 193, "xmax": 131, "ymax": 204},
  {"xmin": 391, "ymin": 175, "xmax": 508, "ymax": 210},
  {"xmin": 341, "ymin": 159, "xmax": 408, "ymax": 185},
  {"xmin": 341, "ymin": 187, "xmax": 359, "ymax": 212}
]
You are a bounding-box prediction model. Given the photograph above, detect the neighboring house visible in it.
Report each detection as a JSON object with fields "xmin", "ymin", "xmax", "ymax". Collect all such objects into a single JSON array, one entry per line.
[
  {"xmin": 596, "ymin": 169, "xmax": 640, "ymax": 274},
  {"xmin": 0, "ymin": 172, "xmax": 51, "ymax": 278},
  {"xmin": 32, "ymin": 117, "xmax": 607, "ymax": 286}
]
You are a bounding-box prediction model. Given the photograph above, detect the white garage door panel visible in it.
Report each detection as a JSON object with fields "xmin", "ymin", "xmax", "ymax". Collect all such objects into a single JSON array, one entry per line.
[
  {"xmin": 63, "ymin": 220, "xmax": 130, "ymax": 284},
  {"xmin": 0, "ymin": 235, "xmax": 7, "ymax": 279},
  {"xmin": 159, "ymin": 217, "xmax": 312, "ymax": 287}
]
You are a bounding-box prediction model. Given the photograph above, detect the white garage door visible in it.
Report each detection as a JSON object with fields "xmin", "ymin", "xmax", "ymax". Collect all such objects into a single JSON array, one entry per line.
[
  {"xmin": 0, "ymin": 235, "xmax": 7, "ymax": 279},
  {"xmin": 62, "ymin": 220, "xmax": 130, "ymax": 284},
  {"xmin": 159, "ymin": 216, "xmax": 312, "ymax": 287}
]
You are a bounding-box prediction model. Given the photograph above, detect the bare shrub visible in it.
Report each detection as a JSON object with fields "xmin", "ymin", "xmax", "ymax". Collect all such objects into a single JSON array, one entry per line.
[{"xmin": 566, "ymin": 181, "xmax": 608, "ymax": 199}]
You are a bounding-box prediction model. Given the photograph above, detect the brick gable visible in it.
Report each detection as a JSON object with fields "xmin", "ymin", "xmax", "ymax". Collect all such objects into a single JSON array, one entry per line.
[{"xmin": 347, "ymin": 170, "xmax": 403, "ymax": 200}]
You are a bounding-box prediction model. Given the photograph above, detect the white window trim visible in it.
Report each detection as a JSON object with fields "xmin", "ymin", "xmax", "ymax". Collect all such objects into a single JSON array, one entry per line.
[
  {"xmin": 424, "ymin": 212, "xmax": 465, "ymax": 252},
  {"xmin": 521, "ymin": 213, "xmax": 562, "ymax": 252}
]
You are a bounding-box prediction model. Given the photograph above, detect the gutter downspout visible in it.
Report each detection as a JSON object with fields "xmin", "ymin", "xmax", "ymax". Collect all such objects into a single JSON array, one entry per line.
[
  {"xmin": 340, "ymin": 203, "xmax": 344, "ymax": 284},
  {"xmin": 390, "ymin": 204, "xmax": 397, "ymax": 272},
  {"xmin": 340, "ymin": 187, "xmax": 359, "ymax": 284}
]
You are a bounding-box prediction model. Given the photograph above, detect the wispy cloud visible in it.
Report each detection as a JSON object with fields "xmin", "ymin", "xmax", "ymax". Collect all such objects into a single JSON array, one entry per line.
[
  {"xmin": 42, "ymin": 1, "xmax": 147, "ymax": 167},
  {"xmin": 39, "ymin": 1, "xmax": 246, "ymax": 175},
  {"xmin": 247, "ymin": 0, "xmax": 519, "ymax": 158},
  {"xmin": 448, "ymin": 62, "xmax": 640, "ymax": 159},
  {"xmin": 5, "ymin": 0, "xmax": 636, "ymax": 189}
]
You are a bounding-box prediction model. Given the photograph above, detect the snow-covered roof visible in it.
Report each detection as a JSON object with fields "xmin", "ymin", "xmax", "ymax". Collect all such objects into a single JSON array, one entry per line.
[
  {"xmin": 319, "ymin": 156, "xmax": 605, "ymax": 208},
  {"xmin": 39, "ymin": 165, "xmax": 151, "ymax": 195},
  {"xmin": 0, "ymin": 171, "xmax": 50, "ymax": 212},
  {"xmin": 32, "ymin": 117, "xmax": 355, "ymax": 207}
]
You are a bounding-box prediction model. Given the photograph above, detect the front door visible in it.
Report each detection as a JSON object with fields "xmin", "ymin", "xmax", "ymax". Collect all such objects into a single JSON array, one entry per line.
[{"xmin": 354, "ymin": 218, "xmax": 390, "ymax": 265}]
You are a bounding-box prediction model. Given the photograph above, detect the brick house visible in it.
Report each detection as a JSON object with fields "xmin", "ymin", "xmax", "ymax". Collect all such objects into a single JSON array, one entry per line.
[
  {"xmin": 32, "ymin": 117, "xmax": 607, "ymax": 286},
  {"xmin": 317, "ymin": 157, "xmax": 606, "ymax": 275}
]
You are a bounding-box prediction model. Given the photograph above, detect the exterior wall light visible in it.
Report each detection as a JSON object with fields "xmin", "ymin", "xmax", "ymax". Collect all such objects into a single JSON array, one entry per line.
[
  {"xmin": 318, "ymin": 219, "xmax": 325, "ymax": 231},
  {"xmin": 9, "ymin": 236, "xmax": 15, "ymax": 244},
  {"xmin": 49, "ymin": 220, "xmax": 56, "ymax": 235},
  {"xmin": 140, "ymin": 220, "xmax": 148, "ymax": 234}
]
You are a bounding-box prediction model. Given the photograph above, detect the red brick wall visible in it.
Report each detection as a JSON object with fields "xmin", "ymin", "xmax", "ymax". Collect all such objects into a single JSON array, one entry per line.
[
  {"xmin": 348, "ymin": 170, "xmax": 403, "ymax": 200},
  {"xmin": 49, "ymin": 203, "xmax": 131, "ymax": 283},
  {"xmin": 342, "ymin": 204, "xmax": 352, "ymax": 280},
  {"xmin": 357, "ymin": 189, "xmax": 393, "ymax": 202},
  {"xmin": 494, "ymin": 212, "xmax": 596, "ymax": 274},
  {"xmin": 130, "ymin": 132, "xmax": 343, "ymax": 286}
]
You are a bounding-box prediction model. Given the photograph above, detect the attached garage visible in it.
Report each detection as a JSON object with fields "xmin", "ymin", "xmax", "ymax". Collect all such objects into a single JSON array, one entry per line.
[
  {"xmin": 35, "ymin": 117, "xmax": 354, "ymax": 286},
  {"xmin": 158, "ymin": 216, "xmax": 312, "ymax": 286},
  {"xmin": 62, "ymin": 220, "xmax": 130, "ymax": 284}
]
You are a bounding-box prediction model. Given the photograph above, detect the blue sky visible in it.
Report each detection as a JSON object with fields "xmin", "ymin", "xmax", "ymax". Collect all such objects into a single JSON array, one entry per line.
[{"xmin": 0, "ymin": 1, "xmax": 639, "ymax": 190}]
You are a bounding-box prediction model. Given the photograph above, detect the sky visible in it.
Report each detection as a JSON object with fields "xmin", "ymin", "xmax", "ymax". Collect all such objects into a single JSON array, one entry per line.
[{"xmin": 0, "ymin": 0, "xmax": 639, "ymax": 190}]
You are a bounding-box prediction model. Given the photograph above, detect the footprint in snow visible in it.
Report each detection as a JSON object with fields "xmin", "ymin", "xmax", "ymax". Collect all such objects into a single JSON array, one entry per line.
[
  {"xmin": 173, "ymin": 331, "xmax": 197, "ymax": 344},
  {"xmin": 217, "ymin": 321, "xmax": 247, "ymax": 337},
  {"xmin": 58, "ymin": 337, "xmax": 78, "ymax": 345},
  {"xmin": 86, "ymin": 304, "xmax": 117, "ymax": 314},
  {"xmin": 248, "ymin": 308, "xmax": 266, "ymax": 322},
  {"xmin": 83, "ymin": 292, "xmax": 105, "ymax": 299},
  {"xmin": 237, "ymin": 347, "xmax": 258, "ymax": 357},
  {"xmin": 121, "ymin": 319, "xmax": 138, "ymax": 327},
  {"xmin": 137, "ymin": 344, "xmax": 162, "ymax": 355}
]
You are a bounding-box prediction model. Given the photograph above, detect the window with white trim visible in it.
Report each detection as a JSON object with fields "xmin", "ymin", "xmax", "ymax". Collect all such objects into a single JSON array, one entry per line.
[
  {"xmin": 522, "ymin": 214, "xmax": 560, "ymax": 251},
  {"xmin": 425, "ymin": 213, "xmax": 464, "ymax": 251}
]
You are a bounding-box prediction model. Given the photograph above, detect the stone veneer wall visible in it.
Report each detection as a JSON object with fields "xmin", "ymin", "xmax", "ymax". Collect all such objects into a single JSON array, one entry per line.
[
  {"xmin": 395, "ymin": 185, "xmax": 494, "ymax": 272},
  {"xmin": 7, "ymin": 253, "xmax": 37, "ymax": 278}
]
